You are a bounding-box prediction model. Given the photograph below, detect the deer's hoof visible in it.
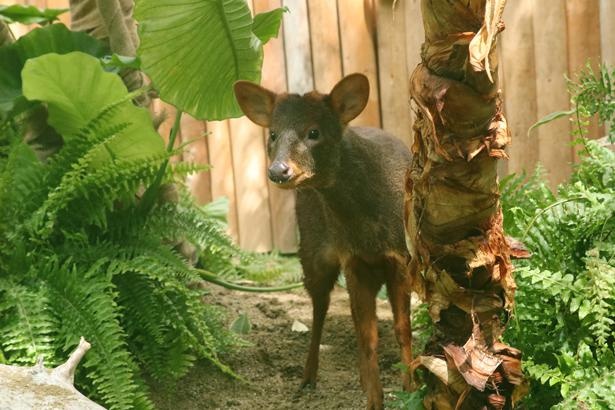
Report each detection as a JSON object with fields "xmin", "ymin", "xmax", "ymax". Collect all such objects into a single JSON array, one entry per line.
[{"xmin": 299, "ymin": 378, "xmax": 317, "ymax": 390}]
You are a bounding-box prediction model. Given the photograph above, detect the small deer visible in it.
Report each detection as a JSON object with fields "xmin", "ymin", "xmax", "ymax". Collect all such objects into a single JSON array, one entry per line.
[{"xmin": 234, "ymin": 73, "xmax": 413, "ymax": 410}]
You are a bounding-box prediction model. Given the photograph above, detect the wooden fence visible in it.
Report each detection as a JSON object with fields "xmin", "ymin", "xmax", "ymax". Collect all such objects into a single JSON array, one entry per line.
[{"xmin": 5, "ymin": 0, "xmax": 612, "ymax": 252}]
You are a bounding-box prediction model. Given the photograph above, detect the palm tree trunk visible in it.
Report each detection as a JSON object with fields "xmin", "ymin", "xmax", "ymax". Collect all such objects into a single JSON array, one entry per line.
[{"xmin": 406, "ymin": 1, "xmax": 526, "ymax": 408}]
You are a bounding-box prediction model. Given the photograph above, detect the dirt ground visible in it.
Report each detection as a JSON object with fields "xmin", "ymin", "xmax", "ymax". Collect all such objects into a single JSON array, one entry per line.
[{"xmin": 150, "ymin": 285, "xmax": 408, "ymax": 410}]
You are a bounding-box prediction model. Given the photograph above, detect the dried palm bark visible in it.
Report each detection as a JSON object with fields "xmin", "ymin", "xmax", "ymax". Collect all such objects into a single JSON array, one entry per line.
[{"xmin": 405, "ymin": 1, "xmax": 527, "ymax": 408}]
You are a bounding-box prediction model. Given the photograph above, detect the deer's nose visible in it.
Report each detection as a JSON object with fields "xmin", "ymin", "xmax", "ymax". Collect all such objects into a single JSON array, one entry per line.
[{"xmin": 268, "ymin": 161, "xmax": 293, "ymax": 183}]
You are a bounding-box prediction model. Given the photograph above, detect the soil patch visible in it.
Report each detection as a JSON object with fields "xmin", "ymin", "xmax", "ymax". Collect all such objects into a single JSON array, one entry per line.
[{"xmin": 150, "ymin": 285, "xmax": 407, "ymax": 409}]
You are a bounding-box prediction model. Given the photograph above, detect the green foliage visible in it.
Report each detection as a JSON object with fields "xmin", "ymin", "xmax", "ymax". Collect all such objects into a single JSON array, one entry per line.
[
  {"xmin": 0, "ymin": 53, "xmax": 241, "ymax": 409},
  {"xmin": 0, "ymin": 4, "xmax": 67, "ymax": 25},
  {"xmin": 530, "ymin": 62, "xmax": 615, "ymax": 143},
  {"xmin": 388, "ymin": 386, "xmax": 426, "ymax": 409},
  {"xmin": 22, "ymin": 52, "xmax": 162, "ymax": 159},
  {"xmin": 0, "ymin": 23, "xmax": 106, "ymax": 116},
  {"xmin": 252, "ymin": 7, "xmax": 288, "ymax": 43},
  {"xmin": 502, "ymin": 141, "xmax": 615, "ymax": 410},
  {"xmin": 568, "ymin": 63, "xmax": 615, "ymax": 142},
  {"xmin": 0, "ymin": 3, "xmax": 288, "ymax": 407},
  {"xmin": 134, "ymin": 0, "xmax": 286, "ymax": 120}
]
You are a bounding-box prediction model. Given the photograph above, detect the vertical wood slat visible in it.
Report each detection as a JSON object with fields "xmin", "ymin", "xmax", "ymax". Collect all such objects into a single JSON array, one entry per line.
[
  {"xmin": 532, "ymin": 0, "xmax": 572, "ymax": 188},
  {"xmin": 566, "ymin": 0, "xmax": 602, "ymax": 150},
  {"xmin": 282, "ymin": 0, "xmax": 314, "ymax": 93},
  {"xmin": 501, "ymin": 0, "xmax": 538, "ymax": 176},
  {"xmin": 376, "ymin": 0, "xmax": 411, "ymax": 147},
  {"xmin": 228, "ymin": 116, "xmax": 273, "ymax": 252},
  {"xmin": 307, "ymin": 1, "xmax": 342, "ymax": 92},
  {"xmin": 600, "ymin": 0, "xmax": 615, "ymax": 66},
  {"xmin": 404, "ymin": 0, "xmax": 424, "ymax": 150},
  {"xmin": 208, "ymin": 120, "xmax": 240, "ymax": 242},
  {"xmin": 256, "ymin": 0, "xmax": 298, "ymax": 253},
  {"xmin": 337, "ymin": 0, "xmax": 381, "ymax": 127},
  {"xmin": 225, "ymin": 0, "xmax": 273, "ymax": 252}
]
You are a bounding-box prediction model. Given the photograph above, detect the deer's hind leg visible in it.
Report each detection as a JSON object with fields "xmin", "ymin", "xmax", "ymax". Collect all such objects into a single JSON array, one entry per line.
[{"xmin": 385, "ymin": 255, "xmax": 413, "ymax": 391}]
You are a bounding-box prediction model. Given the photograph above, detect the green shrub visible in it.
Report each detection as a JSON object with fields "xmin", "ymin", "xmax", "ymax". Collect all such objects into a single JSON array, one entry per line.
[
  {"xmin": 0, "ymin": 1, "xmax": 287, "ymax": 408},
  {"xmin": 0, "ymin": 55, "xmax": 241, "ymax": 409},
  {"xmin": 501, "ymin": 63, "xmax": 615, "ymax": 410}
]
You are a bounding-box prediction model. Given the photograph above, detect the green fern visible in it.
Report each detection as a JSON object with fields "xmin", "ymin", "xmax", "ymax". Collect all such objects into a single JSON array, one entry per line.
[
  {"xmin": 502, "ymin": 140, "xmax": 615, "ymax": 410},
  {"xmin": 42, "ymin": 259, "xmax": 151, "ymax": 409},
  {"xmin": 0, "ymin": 88, "xmax": 239, "ymax": 408},
  {"xmin": 0, "ymin": 280, "xmax": 57, "ymax": 365}
]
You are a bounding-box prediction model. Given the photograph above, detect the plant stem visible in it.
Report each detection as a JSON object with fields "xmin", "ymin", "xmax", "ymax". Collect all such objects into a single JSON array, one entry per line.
[
  {"xmin": 195, "ymin": 268, "xmax": 303, "ymax": 292},
  {"xmin": 139, "ymin": 110, "xmax": 183, "ymax": 213}
]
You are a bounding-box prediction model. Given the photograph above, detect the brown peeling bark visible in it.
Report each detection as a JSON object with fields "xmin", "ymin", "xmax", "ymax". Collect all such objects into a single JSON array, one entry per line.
[{"xmin": 406, "ymin": 1, "xmax": 527, "ymax": 408}]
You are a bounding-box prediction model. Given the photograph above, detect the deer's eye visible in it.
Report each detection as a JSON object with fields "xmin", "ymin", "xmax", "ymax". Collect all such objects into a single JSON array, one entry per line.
[
  {"xmin": 308, "ymin": 129, "xmax": 320, "ymax": 140},
  {"xmin": 269, "ymin": 131, "xmax": 278, "ymax": 141}
]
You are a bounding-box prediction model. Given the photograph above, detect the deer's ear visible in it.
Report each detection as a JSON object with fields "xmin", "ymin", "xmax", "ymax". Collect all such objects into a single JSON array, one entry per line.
[
  {"xmin": 329, "ymin": 73, "xmax": 369, "ymax": 124},
  {"xmin": 233, "ymin": 81, "xmax": 276, "ymax": 127}
]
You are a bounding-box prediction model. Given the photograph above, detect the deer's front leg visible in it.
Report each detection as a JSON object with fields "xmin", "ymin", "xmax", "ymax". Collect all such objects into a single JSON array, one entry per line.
[
  {"xmin": 300, "ymin": 256, "xmax": 339, "ymax": 389},
  {"xmin": 345, "ymin": 259, "xmax": 385, "ymax": 410}
]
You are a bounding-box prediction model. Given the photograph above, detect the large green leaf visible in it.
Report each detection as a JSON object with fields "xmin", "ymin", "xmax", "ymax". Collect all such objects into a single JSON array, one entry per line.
[
  {"xmin": 0, "ymin": 5, "xmax": 67, "ymax": 25},
  {"xmin": 22, "ymin": 52, "xmax": 163, "ymax": 165},
  {"xmin": 135, "ymin": 0, "xmax": 284, "ymax": 120},
  {"xmin": 0, "ymin": 23, "xmax": 106, "ymax": 115},
  {"xmin": 252, "ymin": 7, "xmax": 287, "ymax": 43}
]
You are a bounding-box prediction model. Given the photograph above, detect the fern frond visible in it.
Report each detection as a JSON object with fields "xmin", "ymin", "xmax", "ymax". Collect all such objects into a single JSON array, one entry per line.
[
  {"xmin": 115, "ymin": 271, "xmax": 196, "ymax": 381},
  {"xmin": 576, "ymin": 250, "xmax": 615, "ymax": 350},
  {"xmin": 30, "ymin": 150, "xmax": 172, "ymax": 236},
  {"xmin": 46, "ymin": 87, "xmax": 148, "ymax": 180},
  {"xmin": 0, "ymin": 279, "xmax": 57, "ymax": 365},
  {"xmin": 42, "ymin": 259, "xmax": 146, "ymax": 410}
]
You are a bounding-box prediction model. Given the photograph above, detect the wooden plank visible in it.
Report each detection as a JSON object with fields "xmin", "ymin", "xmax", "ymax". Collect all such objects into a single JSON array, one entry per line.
[
  {"xmin": 600, "ymin": 0, "xmax": 615, "ymax": 66},
  {"xmin": 376, "ymin": 0, "xmax": 411, "ymax": 147},
  {"xmin": 404, "ymin": 0, "xmax": 424, "ymax": 149},
  {"xmin": 337, "ymin": 0, "xmax": 381, "ymax": 127},
  {"xmin": 600, "ymin": 0, "xmax": 615, "ymax": 137},
  {"xmin": 181, "ymin": 114, "xmax": 212, "ymax": 205},
  {"xmin": 307, "ymin": 1, "xmax": 343, "ymax": 92},
  {"xmin": 282, "ymin": 0, "xmax": 314, "ymax": 93},
  {"xmin": 207, "ymin": 120, "xmax": 240, "ymax": 243},
  {"xmin": 229, "ymin": 116, "xmax": 273, "ymax": 252},
  {"xmin": 566, "ymin": 0, "xmax": 602, "ymax": 147},
  {"xmin": 532, "ymin": 0, "xmax": 572, "ymax": 187},
  {"xmin": 501, "ymin": 0, "xmax": 538, "ymax": 176},
  {"xmin": 255, "ymin": 0, "xmax": 298, "ymax": 253}
]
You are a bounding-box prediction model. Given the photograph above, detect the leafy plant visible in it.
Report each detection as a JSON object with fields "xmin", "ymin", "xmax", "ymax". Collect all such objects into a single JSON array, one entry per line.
[
  {"xmin": 529, "ymin": 62, "xmax": 615, "ymax": 144},
  {"xmin": 0, "ymin": 4, "xmax": 67, "ymax": 25},
  {"xmin": 0, "ymin": 1, "xmax": 288, "ymax": 408},
  {"xmin": 135, "ymin": 0, "xmax": 286, "ymax": 120},
  {"xmin": 502, "ymin": 123, "xmax": 615, "ymax": 408},
  {"xmin": 0, "ymin": 51, "xmax": 237, "ymax": 409}
]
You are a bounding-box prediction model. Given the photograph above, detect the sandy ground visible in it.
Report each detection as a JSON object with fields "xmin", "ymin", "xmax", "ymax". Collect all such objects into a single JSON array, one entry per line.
[{"xmin": 150, "ymin": 285, "xmax": 409, "ymax": 409}]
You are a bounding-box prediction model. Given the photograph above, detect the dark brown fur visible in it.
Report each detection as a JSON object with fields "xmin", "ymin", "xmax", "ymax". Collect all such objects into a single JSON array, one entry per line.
[{"xmin": 234, "ymin": 74, "xmax": 413, "ymax": 410}]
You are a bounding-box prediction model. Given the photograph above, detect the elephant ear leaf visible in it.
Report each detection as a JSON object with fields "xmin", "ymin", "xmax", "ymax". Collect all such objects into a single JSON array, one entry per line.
[
  {"xmin": 0, "ymin": 23, "xmax": 106, "ymax": 116},
  {"xmin": 252, "ymin": 7, "xmax": 288, "ymax": 43},
  {"xmin": 134, "ymin": 0, "xmax": 285, "ymax": 120},
  {"xmin": 0, "ymin": 4, "xmax": 67, "ymax": 25},
  {"xmin": 22, "ymin": 52, "xmax": 163, "ymax": 166}
]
